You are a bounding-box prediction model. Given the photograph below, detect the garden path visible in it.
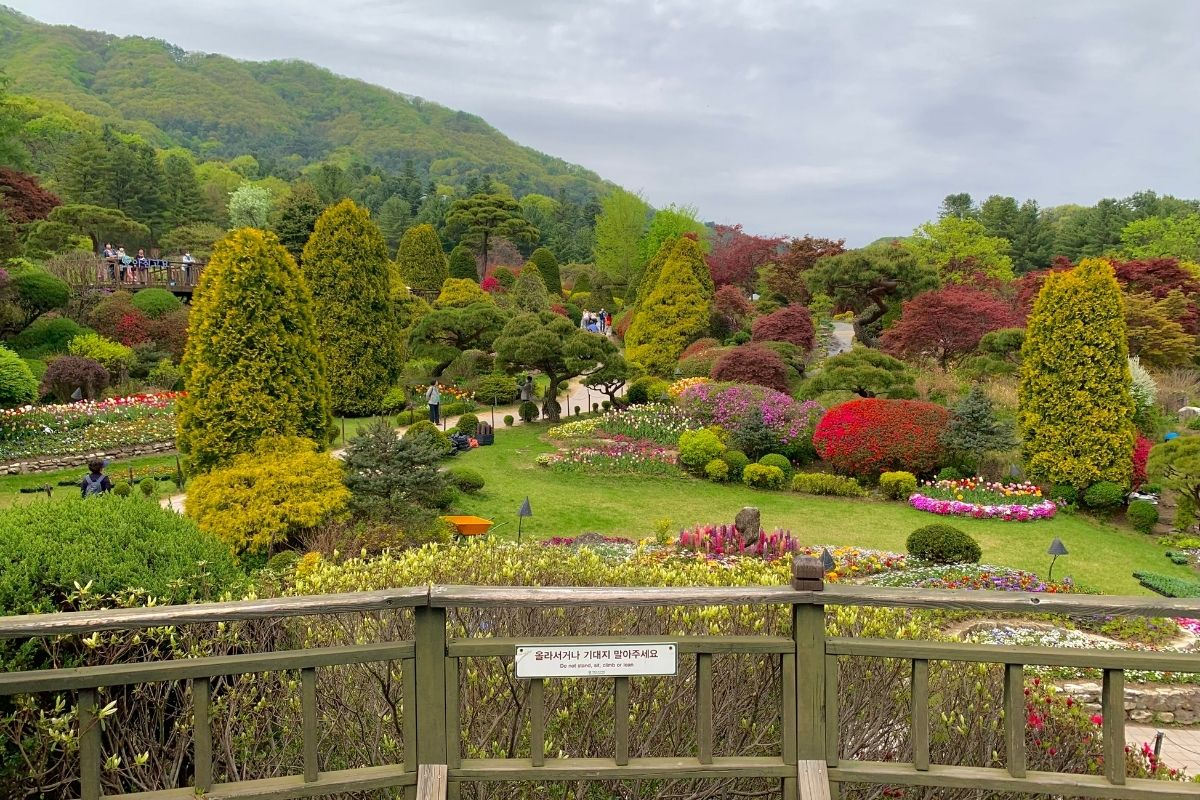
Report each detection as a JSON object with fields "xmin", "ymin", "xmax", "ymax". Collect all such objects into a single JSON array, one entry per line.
[
  {"xmin": 828, "ymin": 321, "xmax": 855, "ymax": 356},
  {"xmin": 1128, "ymin": 724, "xmax": 1200, "ymax": 773},
  {"xmin": 160, "ymin": 377, "xmax": 594, "ymax": 512}
]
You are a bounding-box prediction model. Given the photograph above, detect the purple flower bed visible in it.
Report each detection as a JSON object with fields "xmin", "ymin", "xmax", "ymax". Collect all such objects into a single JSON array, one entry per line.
[
  {"xmin": 677, "ymin": 382, "xmax": 823, "ymax": 447},
  {"xmin": 909, "ymin": 493, "xmax": 1057, "ymax": 521}
]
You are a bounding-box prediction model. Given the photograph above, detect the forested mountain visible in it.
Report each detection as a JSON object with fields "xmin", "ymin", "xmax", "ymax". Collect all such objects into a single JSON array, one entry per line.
[{"xmin": 0, "ymin": 6, "xmax": 608, "ymax": 202}]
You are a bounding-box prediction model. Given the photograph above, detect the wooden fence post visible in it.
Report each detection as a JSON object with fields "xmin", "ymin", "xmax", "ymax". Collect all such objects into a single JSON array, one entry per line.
[
  {"xmin": 793, "ymin": 556, "xmax": 830, "ymax": 800},
  {"xmin": 413, "ymin": 606, "xmax": 448, "ymax": 797}
]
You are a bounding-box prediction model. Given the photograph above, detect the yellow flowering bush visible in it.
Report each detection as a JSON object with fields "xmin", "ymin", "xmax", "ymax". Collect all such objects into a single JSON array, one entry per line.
[{"xmin": 666, "ymin": 376, "xmax": 709, "ymax": 398}]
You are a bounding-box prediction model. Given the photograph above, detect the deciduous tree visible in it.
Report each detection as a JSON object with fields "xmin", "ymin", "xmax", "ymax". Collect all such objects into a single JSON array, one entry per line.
[
  {"xmin": 227, "ymin": 184, "xmax": 273, "ymax": 229},
  {"xmin": 706, "ymin": 223, "xmax": 784, "ymax": 289},
  {"xmin": 760, "ymin": 235, "xmax": 845, "ymax": 303},
  {"xmin": 1123, "ymin": 291, "xmax": 1197, "ymax": 368},
  {"xmin": 593, "ymin": 188, "xmax": 649, "ymax": 296},
  {"xmin": 904, "ymin": 216, "xmax": 1014, "ymax": 282},
  {"xmin": 750, "ymin": 303, "xmax": 816, "ymax": 354},
  {"xmin": 0, "ymin": 167, "xmax": 59, "ymax": 224},
  {"xmin": 880, "ymin": 285, "xmax": 1019, "ymax": 367}
]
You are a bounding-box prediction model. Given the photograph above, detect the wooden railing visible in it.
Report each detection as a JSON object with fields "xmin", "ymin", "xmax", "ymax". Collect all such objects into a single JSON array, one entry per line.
[
  {"xmin": 67, "ymin": 257, "xmax": 206, "ymax": 294},
  {"xmin": 2, "ymin": 584, "xmax": 1199, "ymax": 799}
]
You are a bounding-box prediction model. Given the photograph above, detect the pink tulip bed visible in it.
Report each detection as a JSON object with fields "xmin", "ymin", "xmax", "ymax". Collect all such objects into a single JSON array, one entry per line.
[
  {"xmin": 0, "ymin": 392, "xmax": 183, "ymax": 460},
  {"xmin": 909, "ymin": 493, "xmax": 1058, "ymax": 521}
]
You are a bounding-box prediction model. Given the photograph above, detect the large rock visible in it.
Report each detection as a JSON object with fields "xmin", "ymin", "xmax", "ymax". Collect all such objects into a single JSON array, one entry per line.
[{"xmin": 734, "ymin": 507, "xmax": 761, "ymax": 541}]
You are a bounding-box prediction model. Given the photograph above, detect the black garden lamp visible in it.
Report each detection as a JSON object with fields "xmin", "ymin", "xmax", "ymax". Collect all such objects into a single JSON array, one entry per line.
[
  {"xmin": 820, "ymin": 547, "xmax": 836, "ymax": 574},
  {"xmin": 517, "ymin": 497, "xmax": 533, "ymax": 544},
  {"xmin": 1047, "ymin": 538, "xmax": 1068, "ymax": 582}
]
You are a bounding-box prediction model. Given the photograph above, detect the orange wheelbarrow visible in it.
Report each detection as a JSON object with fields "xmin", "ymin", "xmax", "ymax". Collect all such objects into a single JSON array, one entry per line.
[{"xmin": 440, "ymin": 515, "xmax": 497, "ymax": 541}]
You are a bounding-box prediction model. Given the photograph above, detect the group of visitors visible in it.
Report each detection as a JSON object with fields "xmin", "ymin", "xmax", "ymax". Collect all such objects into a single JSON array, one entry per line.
[
  {"xmin": 582, "ymin": 309, "xmax": 612, "ymax": 335},
  {"xmin": 100, "ymin": 244, "xmax": 196, "ymax": 285}
]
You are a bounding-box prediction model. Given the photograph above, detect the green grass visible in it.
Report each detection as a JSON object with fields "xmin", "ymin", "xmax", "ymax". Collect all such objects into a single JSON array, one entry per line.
[
  {"xmin": 0, "ymin": 454, "xmax": 180, "ymax": 508},
  {"xmin": 452, "ymin": 423, "xmax": 1197, "ymax": 596}
]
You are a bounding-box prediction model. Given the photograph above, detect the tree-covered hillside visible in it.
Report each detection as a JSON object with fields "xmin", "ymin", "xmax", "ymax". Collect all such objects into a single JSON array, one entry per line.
[{"xmin": 0, "ymin": 6, "xmax": 609, "ymax": 202}]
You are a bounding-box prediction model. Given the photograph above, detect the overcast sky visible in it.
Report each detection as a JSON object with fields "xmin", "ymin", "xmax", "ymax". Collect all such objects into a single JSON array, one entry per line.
[{"xmin": 10, "ymin": 1, "xmax": 1200, "ymax": 244}]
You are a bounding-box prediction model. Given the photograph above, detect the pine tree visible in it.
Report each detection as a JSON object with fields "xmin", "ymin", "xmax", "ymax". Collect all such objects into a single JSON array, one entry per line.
[
  {"xmin": 397, "ymin": 223, "xmax": 449, "ymax": 292},
  {"xmin": 625, "ymin": 237, "xmax": 713, "ymax": 375},
  {"xmin": 448, "ymin": 243, "xmax": 478, "ymax": 281},
  {"xmin": 272, "ymin": 182, "xmax": 325, "ymax": 261},
  {"xmin": 301, "ymin": 199, "xmax": 404, "ymax": 416},
  {"xmin": 941, "ymin": 385, "xmax": 1016, "ymax": 470},
  {"xmin": 160, "ymin": 154, "xmax": 207, "ymax": 232},
  {"xmin": 1018, "ymin": 258, "xmax": 1136, "ymax": 488},
  {"xmin": 526, "ymin": 246, "xmax": 562, "ymax": 295},
  {"xmin": 376, "ymin": 195, "xmax": 412, "ymax": 251},
  {"xmin": 511, "ymin": 262, "xmax": 551, "ymax": 312},
  {"xmin": 176, "ymin": 228, "xmax": 332, "ymax": 474}
]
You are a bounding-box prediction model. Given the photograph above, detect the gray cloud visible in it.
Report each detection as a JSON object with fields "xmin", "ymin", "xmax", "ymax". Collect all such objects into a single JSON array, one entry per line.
[{"xmin": 10, "ymin": 0, "xmax": 1200, "ymax": 244}]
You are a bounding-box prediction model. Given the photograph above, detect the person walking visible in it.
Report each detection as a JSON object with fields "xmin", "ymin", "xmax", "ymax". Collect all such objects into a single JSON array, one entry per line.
[
  {"xmin": 80, "ymin": 459, "xmax": 113, "ymax": 498},
  {"xmin": 519, "ymin": 376, "xmax": 534, "ymax": 403},
  {"xmin": 425, "ymin": 380, "xmax": 441, "ymax": 424}
]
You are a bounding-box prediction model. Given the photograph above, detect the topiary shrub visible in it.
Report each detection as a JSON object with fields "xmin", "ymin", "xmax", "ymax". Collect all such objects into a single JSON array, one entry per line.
[
  {"xmin": 397, "ymin": 223, "xmax": 449, "ymax": 292},
  {"xmin": 757, "ymin": 453, "xmax": 794, "ymax": 479},
  {"xmin": 1127, "ymin": 500, "xmax": 1159, "ymax": 534},
  {"xmin": 906, "ymin": 524, "xmax": 982, "ymax": 565},
  {"xmin": 704, "ymin": 458, "xmax": 729, "ymax": 482},
  {"xmin": 473, "ymin": 372, "xmax": 518, "ymax": 405},
  {"xmin": 137, "ymin": 476, "xmax": 158, "ymax": 498},
  {"xmin": 38, "ymin": 355, "xmax": 109, "ymax": 401},
  {"xmin": 130, "ymin": 287, "xmax": 183, "ymax": 319},
  {"xmin": 380, "ymin": 386, "xmax": 409, "ymax": 415},
  {"xmin": 625, "ymin": 238, "xmax": 712, "ymax": 375},
  {"xmin": 742, "ymin": 463, "xmax": 786, "ymax": 490},
  {"xmin": 626, "ymin": 375, "xmax": 669, "ymax": 405},
  {"xmin": 454, "ymin": 412, "xmax": 480, "ymax": 436},
  {"xmin": 11, "ymin": 316, "xmax": 87, "ymax": 357},
  {"xmin": 721, "ymin": 449, "xmax": 749, "ymax": 480},
  {"xmin": 791, "ymin": 472, "xmax": 868, "ymax": 497},
  {"xmin": 0, "ymin": 496, "xmax": 239, "ymax": 616},
  {"xmin": 503, "ymin": 414, "xmax": 515, "ymax": 427},
  {"xmin": 678, "ymin": 428, "xmax": 726, "ymax": 473},
  {"xmin": 751, "ymin": 304, "xmax": 816, "ymax": 354},
  {"xmin": 518, "ymin": 400, "xmax": 540, "ymax": 422},
  {"xmin": 1049, "ymin": 484, "xmax": 1078, "ymax": 505},
  {"xmin": 186, "ymin": 436, "xmax": 350, "ymax": 555},
  {"xmin": 0, "ymin": 345, "xmax": 37, "ymax": 407},
  {"xmin": 11, "ymin": 268, "xmax": 68, "ymax": 322},
  {"xmin": 937, "ymin": 466, "xmax": 963, "ymax": 481},
  {"xmin": 112, "ymin": 480, "xmax": 132, "ymax": 497},
  {"xmin": 812, "ymin": 398, "xmax": 949, "ymax": 478},
  {"xmin": 710, "ymin": 343, "xmax": 790, "ymax": 393},
  {"xmin": 448, "ymin": 467, "xmax": 485, "ymax": 494},
  {"xmin": 879, "ymin": 471, "xmax": 918, "ymax": 500},
  {"xmin": 1083, "ymin": 480, "xmax": 1126, "ymax": 510},
  {"xmin": 402, "ymin": 420, "xmax": 452, "ymax": 454}
]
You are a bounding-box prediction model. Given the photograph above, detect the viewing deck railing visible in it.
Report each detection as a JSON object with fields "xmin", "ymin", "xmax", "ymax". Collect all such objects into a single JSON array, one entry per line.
[{"xmin": 1, "ymin": 583, "xmax": 1199, "ymax": 799}]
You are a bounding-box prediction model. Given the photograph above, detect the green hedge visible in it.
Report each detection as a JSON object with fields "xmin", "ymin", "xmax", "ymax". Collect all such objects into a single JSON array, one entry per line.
[
  {"xmin": 1133, "ymin": 571, "xmax": 1200, "ymax": 598},
  {"xmin": 792, "ymin": 472, "xmax": 867, "ymax": 497}
]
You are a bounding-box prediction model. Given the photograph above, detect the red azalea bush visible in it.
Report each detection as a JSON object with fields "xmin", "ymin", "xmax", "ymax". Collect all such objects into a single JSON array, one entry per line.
[
  {"xmin": 680, "ymin": 338, "xmax": 721, "ymax": 360},
  {"xmin": 114, "ymin": 310, "xmax": 153, "ymax": 346},
  {"xmin": 751, "ymin": 303, "xmax": 815, "ymax": 353},
  {"xmin": 710, "ymin": 343, "xmax": 789, "ymax": 393},
  {"xmin": 1132, "ymin": 435, "xmax": 1152, "ymax": 488},
  {"xmin": 480, "ymin": 275, "xmax": 501, "ymax": 293},
  {"xmin": 813, "ymin": 397, "xmax": 950, "ymax": 478}
]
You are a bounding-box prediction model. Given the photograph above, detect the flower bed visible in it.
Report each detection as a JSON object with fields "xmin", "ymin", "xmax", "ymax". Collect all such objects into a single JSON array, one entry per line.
[
  {"xmin": 0, "ymin": 392, "xmax": 183, "ymax": 460},
  {"xmin": 535, "ymin": 439, "xmax": 679, "ymax": 475},
  {"xmin": 910, "ymin": 489, "xmax": 1057, "ymax": 521},
  {"xmin": 546, "ymin": 404, "xmax": 699, "ymax": 445},
  {"xmin": 869, "ymin": 563, "xmax": 1076, "ymax": 593},
  {"xmin": 676, "ymin": 383, "xmax": 823, "ymax": 454}
]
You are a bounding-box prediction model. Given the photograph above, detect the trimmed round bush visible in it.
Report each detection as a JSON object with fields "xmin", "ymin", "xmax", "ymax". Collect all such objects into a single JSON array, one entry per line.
[
  {"xmin": 721, "ymin": 449, "xmax": 749, "ymax": 480},
  {"xmin": 0, "ymin": 496, "xmax": 240, "ymax": 616},
  {"xmin": 937, "ymin": 466, "xmax": 963, "ymax": 481},
  {"xmin": 38, "ymin": 355, "xmax": 109, "ymax": 402},
  {"xmin": 12, "ymin": 268, "xmax": 69, "ymax": 319},
  {"xmin": 11, "ymin": 316, "xmax": 87, "ymax": 357},
  {"xmin": 473, "ymin": 373, "xmax": 519, "ymax": 405},
  {"xmin": 758, "ymin": 453, "xmax": 794, "ymax": 479},
  {"xmin": 742, "ymin": 463, "xmax": 786, "ymax": 490},
  {"xmin": 403, "ymin": 420, "xmax": 452, "ymax": 454},
  {"xmin": 112, "ymin": 480, "xmax": 132, "ymax": 497},
  {"xmin": 1127, "ymin": 500, "xmax": 1159, "ymax": 534},
  {"xmin": 751, "ymin": 304, "xmax": 816, "ymax": 353},
  {"xmin": 626, "ymin": 376, "xmax": 669, "ymax": 405},
  {"xmin": 906, "ymin": 524, "xmax": 982, "ymax": 565},
  {"xmin": 710, "ymin": 343, "xmax": 790, "ymax": 393},
  {"xmin": 704, "ymin": 458, "xmax": 729, "ymax": 482},
  {"xmin": 448, "ymin": 467, "xmax": 485, "ymax": 494},
  {"xmin": 381, "ymin": 386, "xmax": 408, "ymax": 415},
  {"xmin": 454, "ymin": 413, "xmax": 480, "ymax": 436},
  {"xmin": 679, "ymin": 428, "xmax": 726, "ymax": 472},
  {"xmin": 879, "ymin": 471, "xmax": 918, "ymax": 500},
  {"xmin": 792, "ymin": 472, "xmax": 867, "ymax": 497},
  {"xmin": 813, "ymin": 398, "xmax": 949, "ymax": 478},
  {"xmin": 138, "ymin": 477, "xmax": 158, "ymax": 497},
  {"xmin": 1083, "ymin": 480, "xmax": 1126, "ymax": 510},
  {"xmin": 0, "ymin": 345, "xmax": 37, "ymax": 407},
  {"xmin": 503, "ymin": 414, "xmax": 515, "ymax": 427},
  {"xmin": 1049, "ymin": 484, "xmax": 1078, "ymax": 505},
  {"xmin": 518, "ymin": 400, "xmax": 540, "ymax": 422},
  {"xmin": 131, "ymin": 287, "xmax": 183, "ymax": 319}
]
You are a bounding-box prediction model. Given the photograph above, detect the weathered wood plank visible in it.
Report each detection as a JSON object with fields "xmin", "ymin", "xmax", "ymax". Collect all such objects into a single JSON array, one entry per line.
[
  {"xmin": 416, "ymin": 764, "xmax": 448, "ymax": 800},
  {"xmin": 529, "ymin": 678, "xmax": 545, "ymax": 767},
  {"xmin": 0, "ymin": 588, "xmax": 428, "ymax": 639},
  {"xmin": 444, "ymin": 658, "xmax": 461, "ymax": 770},
  {"xmin": 614, "ymin": 676, "xmax": 631, "ymax": 766},
  {"xmin": 794, "ymin": 605, "xmax": 825, "ymax": 761},
  {"xmin": 910, "ymin": 659, "xmax": 929, "ymax": 771},
  {"xmin": 447, "ymin": 635, "xmax": 793, "ymax": 656},
  {"xmin": 830, "ymin": 761, "xmax": 1200, "ymax": 799},
  {"xmin": 823, "ymin": 654, "xmax": 839, "ymax": 768},
  {"xmin": 193, "ymin": 677, "xmax": 213, "ymax": 792},
  {"xmin": 118, "ymin": 764, "xmax": 414, "ymax": 799},
  {"xmin": 301, "ymin": 667, "xmax": 318, "ymax": 782},
  {"xmin": 826, "ymin": 638, "xmax": 1200, "ymax": 672},
  {"xmin": 431, "ymin": 585, "xmax": 800, "ymax": 608},
  {"xmin": 798, "ymin": 760, "xmax": 832, "ymax": 800},
  {"xmin": 696, "ymin": 652, "xmax": 713, "ymax": 764},
  {"xmin": 413, "ymin": 607, "xmax": 447, "ymax": 768},
  {"xmin": 78, "ymin": 687, "xmax": 101, "ymax": 800},
  {"xmin": 781, "ymin": 652, "xmax": 797, "ymax": 766},
  {"xmin": 452, "ymin": 756, "xmax": 793, "ymax": 780},
  {"xmin": 402, "ymin": 657, "xmax": 417, "ymax": 773},
  {"xmin": 1004, "ymin": 663, "xmax": 1025, "ymax": 778},
  {"xmin": 1103, "ymin": 669, "xmax": 1126, "ymax": 786}
]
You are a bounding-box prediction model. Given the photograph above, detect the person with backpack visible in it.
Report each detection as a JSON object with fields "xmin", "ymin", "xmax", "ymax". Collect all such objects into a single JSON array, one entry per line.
[{"xmin": 80, "ymin": 459, "xmax": 113, "ymax": 498}]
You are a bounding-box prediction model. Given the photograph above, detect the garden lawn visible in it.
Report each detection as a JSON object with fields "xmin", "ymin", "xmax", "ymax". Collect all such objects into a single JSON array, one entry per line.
[
  {"xmin": 0, "ymin": 453, "xmax": 180, "ymax": 508},
  {"xmin": 452, "ymin": 422, "xmax": 1197, "ymax": 596}
]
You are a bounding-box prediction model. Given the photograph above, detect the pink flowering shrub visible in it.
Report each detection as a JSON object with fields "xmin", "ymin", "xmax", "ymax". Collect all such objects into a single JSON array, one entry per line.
[
  {"xmin": 909, "ymin": 493, "xmax": 1057, "ymax": 521},
  {"xmin": 677, "ymin": 382, "xmax": 823, "ymax": 461}
]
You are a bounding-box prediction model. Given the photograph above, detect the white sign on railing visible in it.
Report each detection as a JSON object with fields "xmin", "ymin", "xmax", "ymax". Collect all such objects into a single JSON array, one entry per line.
[{"xmin": 515, "ymin": 643, "xmax": 678, "ymax": 678}]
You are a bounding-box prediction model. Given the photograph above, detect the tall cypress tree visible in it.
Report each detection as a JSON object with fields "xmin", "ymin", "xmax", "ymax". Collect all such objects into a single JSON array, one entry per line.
[
  {"xmin": 302, "ymin": 199, "xmax": 404, "ymax": 416},
  {"xmin": 625, "ymin": 237, "xmax": 712, "ymax": 375},
  {"xmin": 448, "ymin": 243, "xmax": 478, "ymax": 281},
  {"xmin": 397, "ymin": 223, "xmax": 449, "ymax": 292},
  {"xmin": 527, "ymin": 246, "xmax": 562, "ymax": 295},
  {"xmin": 511, "ymin": 262, "xmax": 551, "ymax": 312},
  {"xmin": 1018, "ymin": 257, "xmax": 1136, "ymax": 488},
  {"xmin": 176, "ymin": 228, "xmax": 332, "ymax": 473}
]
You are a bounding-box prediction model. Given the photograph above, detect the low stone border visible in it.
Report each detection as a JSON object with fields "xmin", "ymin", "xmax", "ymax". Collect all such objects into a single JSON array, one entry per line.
[
  {"xmin": 0, "ymin": 442, "xmax": 177, "ymax": 475},
  {"xmin": 1060, "ymin": 681, "xmax": 1200, "ymax": 724}
]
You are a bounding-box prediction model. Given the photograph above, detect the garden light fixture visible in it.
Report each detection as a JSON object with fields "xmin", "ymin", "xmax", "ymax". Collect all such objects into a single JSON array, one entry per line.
[
  {"xmin": 517, "ymin": 496, "xmax": 532, "ymax": 544},
  {"xmin": 1047, "ymin": 538, "xmax": 1068, "ymax": 581},
  {"xmin": 820, "ymin": 547, "xmax": 836, "ymax": 573}
]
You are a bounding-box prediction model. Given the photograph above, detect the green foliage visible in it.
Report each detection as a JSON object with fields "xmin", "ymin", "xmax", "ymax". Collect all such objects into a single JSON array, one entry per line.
[
  {"xmin": 511, "ymin": 261, "xmax": 551, "ymax": 312},
  {"xmin": 904, "ymin": 216, "xmax": 1015, "ymax": 282},
  {"xmin": 159, "ymin": 221, "xmax": 224, "ymax": 260},
  {"xmin": 345, "ymin": 419, "xmax": 453, "ymax": 523},
  {"xmin": 1082, "ymin": 480, "xmax": 1126, "ymax": 510},
  {"xmin": 1133, "ymin": 571, "xmax": 1200, "ymax": 598},
  {"xmin": 804, "ymin": 245, "xmax": 935, "ymax": 346},
  {"xmin": 1019, "ymin": 259, "xmax": 1136, "ymax": 489},
  {"xmin": 941, "ymin": 385, "xmax": 1016, "ymax": 469},
  {"xmin": 410, "ymin": 302, "xmax": 508, "ymax": 364},
  {"xmin": 473, "ymin": 372, "xmax": 518, "ymax": 405},
  {"xmin": 227, "ymin": 184, "xmax": 274, "ymax": 228},
  {"xmin": 937, "ymin": 467, "xmax": 963, "ymax": 481},
  {"xmin": 402, "ymin": 420, "xmax": 451, "ymax": 454},
  {"xmin": 31, "ymin": 204, "xmax": 148, "ymax": 256},
  {"xmin": 625, "ymin": 375, "xmax": 669, "ymax": 405},
  {"xmin": 188, "ymin": 436, "xmax": 348, "ymax": 558},
  {"xmin": 1121, "ymin": 214, "xmax": 1200, "ymax": 261},
  {"xmin": 625, "ymin": 238, "xmax": 713, "ymax": 375},
  {"xmin": 503, "ymin": 414, "xmax": 515, "ymax": 427},
  {"xmin": 454, "ymin": 412, "xmax": 480, "ymax": 436},
  {"xmin": 720, "ymin": 449, "xmax": 749, "ymax": 480},
  {"xmin": 444, "ymin": 193, "xmax": 538, "ymax": 271},
  {"xmin": 130, "ymin": 287, "xmax": 182, "ymax": 319},
  {"xmin": 146, "ymin": 357, "xmax": 182, "ymax": 390},
  {"xmin": 137, "ymin": 476, "xmax": 157, "ymax": 497},
  {"xmin": 1148, "ymin": 437, "xmax": 1200, "ymax": 521},
  {"xmin": 0, "ymin": 496, "xmax": 239, "ymax": 616},
  {"xmin": 906, "ymin": 524, "xmax": 982, "ymax": 565},
  {"xmin": 528, "ymin": 246, "xmax": 562, "ymax": 295},
  {"xmin": 757, "ymin": 453, "xmax": 794, "ymax": 479},
  {"xmin": 271, "ymin": 182, "xmax": 324, "ymax": 260},
  {"xmin": 678, "ymin": 428, "xmax": 726, "ymax": 472},
  {"xmin": 11, "ymin": 315, "xmax": 86, "ymax": 357},
  {"xmin": 177, "ymin": 228, "xmax": 333, "ymax": 474},
  {"xmin": 638, "ymin": 204, "xmax": 709, "ymax": 272},
  {"xmin": 593, "ymin": 188, "xmax": 649, "ymax": 293},
  {"xmin": 1126, "ymin": 500, "xmax": 1159, "ymax": 534},
  {"xmin": 704, "ymin": 458, "xmax": 729, "ymax": 482},
  {"xmin": 448, "ymin": 467, "xmax": 485, "ymax": 494},
  {"xmin": 159, "ymin": 152, "xmax": 206, "ymax": 232},
  {"xmin": 1049, "ymin": 484, "xmax": 1078, "ymax": 506},
  {"xmin": 518, "ymin": 400, "xmax": 539, "ymax": 422},
  {"xmin": 791, "ymin": 472, "xmax": 868, "ymax": 497},
  {"xmin": 741, "ymin": 463, "xmax": 785, "ymax": 490},
  {"xmin": 802, "ymin": 348, "xmax": 916, "ymax": 399},
  {"xmin": 301, "ymin": 199, "xmax": 403, "ymax": 416},
  {"xmin": 435, "ymin": 278, "xmax": 493, "ymax": 308},
  {"xmin": 0, "ymin": 344, "xmax": 36, "ymax": 407},
  {"xmin": 10, "ymin": 267, "xmax": 68, "ymax": 327},
  {"xmin": 448, "ymin": 243, "xmax": 478, "ymax": 281},
  {"xmin": 397, "ymin": 223, "xmax": 449, "ymax": 292},
  {"xmin": 112, "ymin": 479, "xmax": 131, "ymax": 497},
  {"xmin": 879, "ymin": 471, "xmax": 918, "ymax": 500},
  {"xmin": 67, "ymin": 332, "xmax": 134, "ymax": 379}
]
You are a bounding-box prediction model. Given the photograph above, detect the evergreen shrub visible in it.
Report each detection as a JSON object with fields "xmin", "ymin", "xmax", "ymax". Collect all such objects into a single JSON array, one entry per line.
[
  {"xmin": 742, "ymin": 463, "xmax": 785, "ymax": 490},
  {"xmin": 791, "ymin": 473, "xmax": 867, "ymax": 497},
  {"xmin": 757, "ymin": 453, "xmax": 793, "ymax": 479},
  {"xmin": 906, "ymin": 524, "xmax": 982, "ymax": 565},
  {"xmin": 1127, "ymin": 500, "xmax": 1159, "ymax": 534},
  {"xmin": 879, "ymin": 471, "xmax": 918, "ymax": 500}
]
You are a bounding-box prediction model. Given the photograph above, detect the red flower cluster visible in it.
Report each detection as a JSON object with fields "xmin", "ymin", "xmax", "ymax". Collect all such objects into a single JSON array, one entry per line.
[
  {"xmin": 812, "ymin": 398, "xmax": 949, "ymax": 478},
  {"xmin": 1132, "ymin": 435, "xmax": 1152, "ymax": 488}
]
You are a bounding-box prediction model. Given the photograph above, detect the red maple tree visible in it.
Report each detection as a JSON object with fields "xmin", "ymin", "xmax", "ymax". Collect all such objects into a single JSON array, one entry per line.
[
  {"xmin": 881, "ymin": 284, "xmax": 1019, "ymax": 367},
  {"xmin": 0, "ymin": 167, "xmax": 61, "ymax": 224},
  {"xmin": 705, "ymin": 224, "xmax": 785, "ymax": 289},
  {"xmin": 751, "ymin": 303, "xmax": 816, "ymax": 353},
  {"xmin": 762, "ymin": 235, "xmax": 845, "ymax": 303}
]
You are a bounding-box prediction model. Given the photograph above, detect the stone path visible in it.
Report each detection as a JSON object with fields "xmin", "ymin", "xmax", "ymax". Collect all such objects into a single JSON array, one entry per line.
[
  {"xmin": 827, "ymin": 320, "xmax": 854, "ymax": 357},
  {"xmin": 1128, "ymin": 724, "xmax": 1200, "ymax": 774}
]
